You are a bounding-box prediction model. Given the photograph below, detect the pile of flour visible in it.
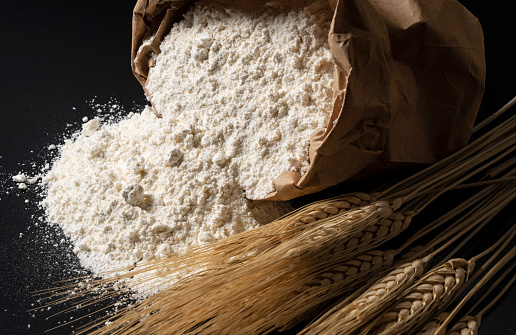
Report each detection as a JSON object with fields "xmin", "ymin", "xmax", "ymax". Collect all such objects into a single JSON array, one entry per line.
[
  {"xmin": 40, "ymin": 0, "xmax": 334, "ymax": 280},
  {"xmin": 42, "ymin": 109, "xmax": 293, "ymax": 273}
]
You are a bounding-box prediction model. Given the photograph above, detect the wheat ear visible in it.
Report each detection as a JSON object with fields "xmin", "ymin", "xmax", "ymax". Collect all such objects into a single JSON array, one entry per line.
[
  {"xmin": 418, "ymin": 244, "xmax": 516, "ymax": 335},
  {"xmin": 300, "ymin": 255, "xmax": 433, "ymax": 335},
  {"xmin": 287, "ymin": 192, "xmax": 379, "ymax": 228},
  {"xmin": 363, "ymin": 258, "xmax": 473, "ymax": 335},
  {"xmin": 277, "ymin": 248, "xmax": 398, "ymax": 329},
  {"xmin": 433, "ymin": 228, "xmax": 516, "ymax": 335},
  {"xmin": 444, "ymin": 261, "xmax": 515, "ymax": 335}
]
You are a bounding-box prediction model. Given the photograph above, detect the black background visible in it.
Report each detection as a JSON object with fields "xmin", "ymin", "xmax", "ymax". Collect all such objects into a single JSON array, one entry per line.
[{"xmin": 0, "ymin": 1, "xmax": 515, "ymax": 334}]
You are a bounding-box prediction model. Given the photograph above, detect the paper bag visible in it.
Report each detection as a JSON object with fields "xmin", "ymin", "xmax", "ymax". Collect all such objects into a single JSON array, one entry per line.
[{"xmin": 131, "ymin": 0, "xmax": 485, "ymax": 201}]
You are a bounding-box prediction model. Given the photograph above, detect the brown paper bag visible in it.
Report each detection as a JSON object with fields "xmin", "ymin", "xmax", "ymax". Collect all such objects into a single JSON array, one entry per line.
[{"xmin": 131, "ymin": 0, "xmax": 485, "ymax": 201}]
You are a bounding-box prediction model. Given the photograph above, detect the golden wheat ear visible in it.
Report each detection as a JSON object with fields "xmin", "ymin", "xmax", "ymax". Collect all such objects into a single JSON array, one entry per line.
[{"xmin": 363, "ymin": 258, "xmax": 472, "ymax": 335}]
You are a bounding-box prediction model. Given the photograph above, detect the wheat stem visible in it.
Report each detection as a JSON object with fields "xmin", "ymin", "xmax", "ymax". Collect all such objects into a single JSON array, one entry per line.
[
  {"xmin": 475, "ymin": 263, "xmax": 516, "ymax": 317},
  {"xmin": 435, "ymin": 185, "xmax": 516, "ymax": 265},
  {"xmin": 398, "ymin": 185, "xmax": 502, "ymax": 255},
  {"xmin": 382, "ymin": 111, "xmax": 516, "ymax": 199},
  {"xmin": 471, "ymin": 95, "xmax": 516, "ymax": 135},
  {"xmin": 406, "ymin": 133, "xmax": 516, "ymax": 212}
]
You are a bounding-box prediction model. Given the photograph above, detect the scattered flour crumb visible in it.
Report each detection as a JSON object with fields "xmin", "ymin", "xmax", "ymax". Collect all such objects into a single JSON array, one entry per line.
[
  {"xmin": 12, "ymin": 173, "xmax": 26, "ymax": 183},
  {"xmin": 27, "ymin": 176, "xmax": 39, "ymax": 185},
  {"xmin": 122, "ymin": 183, "xmax": 145, "ymax": 206},
  {"xmin": 82, "ymin": 118, "xmax": 100, "ymax": 137}
]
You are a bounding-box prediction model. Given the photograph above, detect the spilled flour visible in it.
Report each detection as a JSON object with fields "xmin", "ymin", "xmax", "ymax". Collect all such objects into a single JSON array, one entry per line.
[
  {"xmin": 38, "ymin": 0, "xmax": 334, "ymax": 290},
  {"xmin": 42, "ymin": 108, "xmax": 292, "ymax": 275}
]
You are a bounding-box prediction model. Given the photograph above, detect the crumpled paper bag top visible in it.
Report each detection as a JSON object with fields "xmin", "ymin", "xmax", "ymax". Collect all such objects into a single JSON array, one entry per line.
[{"xmin": 131, "ymin": 0, "xmax": 485, "ymax": 201}]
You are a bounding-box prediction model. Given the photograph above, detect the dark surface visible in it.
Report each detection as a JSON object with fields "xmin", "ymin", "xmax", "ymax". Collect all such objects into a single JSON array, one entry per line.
[{"xmin": 0, "ymin": 0, "xmax": 515, "ymax": 334}]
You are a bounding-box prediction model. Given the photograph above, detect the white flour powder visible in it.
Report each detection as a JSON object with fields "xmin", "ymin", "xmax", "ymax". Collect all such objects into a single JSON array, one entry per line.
[
  {"xmin": 40, "ymin": 0, "xmax": 334, "ymax": 283},
  {"xmin": 146, "ymin": 0, "xmax": 335, "ymax": 199},
  {"xmin": 42, "ymin": 108, "xmax": 292, "ymax": 275}
]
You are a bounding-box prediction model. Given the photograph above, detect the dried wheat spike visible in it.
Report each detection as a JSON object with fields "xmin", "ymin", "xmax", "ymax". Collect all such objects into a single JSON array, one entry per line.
[
  {"xmin": 348, "ymin": 257, "xmax": 429, "ymax": 317},
  {"xmin": 290, "ymin": 192, "xmax": 379, "ymax": 228},
  {"xmin": 446, "ymin": 315, "xmax": 481, "ymax": 335},
  {"xmin": 276, "ymin": 249, "xmax": 398, "ymax": 330},
  {"xmin": 299, "ymin": 255, "xmax": 432, "ymax": 335},
  {"xmin": 417, "ymin": 313, "xmax": 480, "ymax": 335},
  {"xmin": 367, "ymin": 258, "xmax": 473, "ymax": 335},
  {"xmin": 296, "ymin": 249, "xmax": 397, "ymax": 295},
  {"xmin": 348, "ymin": 211, "xmax": 414, "ymax": 247}
]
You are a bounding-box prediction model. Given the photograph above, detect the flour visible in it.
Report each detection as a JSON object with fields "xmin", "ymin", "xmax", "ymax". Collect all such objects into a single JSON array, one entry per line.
[
  {"xmin": 42, "ymin": 108, "xmax": 292, "ymax": 276},
  {"xmin": 12, "ymin": 173, "xmax": 26, "ymax": 183},
  {"xmin": 38, "ymin": 0, "xmax": 334, "ymax": 290},
  {"xmin": 81, "ymin": 118, "xmax": 100, "ymax": 137},
  {"xmin": 146, "ymin": 0, "xmax": 335, "ymax": 199}
]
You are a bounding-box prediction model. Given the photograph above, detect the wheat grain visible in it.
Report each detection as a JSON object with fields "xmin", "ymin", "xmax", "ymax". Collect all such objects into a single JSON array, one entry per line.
[
  {"xmin": 417, "ymin": 313, "xmax": 480, "ymax": 335},
  {"xmin": 445, "ymin": 315, "xmax": 481, "ymax": 335},
  {"xmin": 416, "ymin": 312, "xmax": 449, "ymax": 335}
]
